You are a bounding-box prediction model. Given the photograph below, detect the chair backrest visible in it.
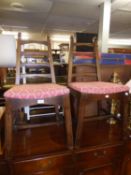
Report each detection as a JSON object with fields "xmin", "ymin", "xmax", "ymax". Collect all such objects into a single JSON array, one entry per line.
[
  {"xmin": 67, "ymin": 36, "xmax": 101, "ymax": 84},
  {"xmin": 16, "ymin": 33, "xmax": 55, "ymax": 85}
]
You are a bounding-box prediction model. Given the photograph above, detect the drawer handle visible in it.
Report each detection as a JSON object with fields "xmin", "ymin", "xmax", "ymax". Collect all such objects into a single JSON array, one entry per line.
[
  {"xmin": 94, "ymin": 150, "xmax": 107, "ymax": 157},
  {"xmin": 94, "ymin": 152, "xmax": 98, "ymax": 157},
  {"xmin": 41, "ymin": 160, "xmax": 53, "ymax": 169}
]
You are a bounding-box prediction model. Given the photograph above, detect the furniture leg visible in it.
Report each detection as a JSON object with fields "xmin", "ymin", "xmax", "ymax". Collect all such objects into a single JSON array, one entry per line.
[
  {"xmin": 63, "ymin": 95, "xmax": 73, "ymax": 150},
  {"xmin": 75, "ymin": 94, "xmax": 86, "ymax": 148},
  {"xmin": 5, "ymin": 103, "xmax": 13, "ymax": 159}
]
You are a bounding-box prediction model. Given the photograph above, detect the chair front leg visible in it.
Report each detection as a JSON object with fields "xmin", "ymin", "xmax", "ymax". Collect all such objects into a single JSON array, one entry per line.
[
  {"xmin": 75, "ymin": 94, "xmax": 86, "ymax": 148},
  {"xmin": 121, "ymin": 93, "xmax": 129, "ymax": 138},
  {"xmin": 5, "ymin": 102, "xmax": 13, "ymax": 159}
]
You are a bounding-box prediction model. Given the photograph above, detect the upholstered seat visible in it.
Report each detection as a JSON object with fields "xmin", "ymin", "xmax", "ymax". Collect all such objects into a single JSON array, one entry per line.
[
  {"xmin": 69, "ymin": 82, "xmax": 129, "ymax": 94},
  {"xmin": 4, "ymin": 84, "xmax": 69, "ymax": 99}
]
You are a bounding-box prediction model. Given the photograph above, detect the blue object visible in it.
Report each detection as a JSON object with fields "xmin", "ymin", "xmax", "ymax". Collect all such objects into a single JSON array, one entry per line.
[
  {"xmin": 102, "ymin": 53, "xmax": 125, "ymax": 59},
  {"xmin": 100, "ymin": 58, "xmax": 124, "ymax": 65},
  {"xmin": 73, "ymin": 58, "xmax": 96, "ymax": 64},
  {"xmin": 125, "ymin": 54, "xmax": 131, "ymax": 59}
]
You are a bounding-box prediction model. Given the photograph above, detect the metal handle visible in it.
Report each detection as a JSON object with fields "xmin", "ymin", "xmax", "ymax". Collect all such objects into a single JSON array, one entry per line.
[
  {"xmin": 41, "ymin": 160, "xmax": 53, "ymax": 169},
  {"xmin": 94, "ymin": 150, "xmax": 107, "ymax": 157}
]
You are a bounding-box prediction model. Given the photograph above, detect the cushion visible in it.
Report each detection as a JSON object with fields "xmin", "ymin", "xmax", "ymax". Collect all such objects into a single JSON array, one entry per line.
[
  {"xmin": 69, "ymin": 81, "xmax": 129, "ymax": 94},
  {"xmin": 125, "ymin": 79, "xmax": 131, "ymax": 93},
  {"xmin": 4, "ymin": 83, "xmax": 69, "ymax": 99}
]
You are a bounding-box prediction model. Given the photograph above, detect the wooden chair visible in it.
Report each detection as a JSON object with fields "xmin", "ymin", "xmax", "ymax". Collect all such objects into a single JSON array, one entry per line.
[
  {"xmin": 15, "ymin": 33, "xmax": 65, "ymax": 127},
  {"xmin": 67, "ymin": 36, "xmax": 129, "ymax": 148},
  {"xmin": 4, "ymin": 35, "xmax": 73, "ymax": 159}
]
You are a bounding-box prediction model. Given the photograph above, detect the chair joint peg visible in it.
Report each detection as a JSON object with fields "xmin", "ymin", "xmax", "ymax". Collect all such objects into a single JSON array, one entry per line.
[{"xmin": 105, "ymin": 94, "xmax": 109, "ymax": 98}]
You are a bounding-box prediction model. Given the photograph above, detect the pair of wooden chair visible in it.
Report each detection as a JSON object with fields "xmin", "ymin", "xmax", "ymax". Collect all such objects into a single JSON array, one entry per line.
[{"xmin": 4, "ymin": 35, "xmax": 129, "ymax": 160}]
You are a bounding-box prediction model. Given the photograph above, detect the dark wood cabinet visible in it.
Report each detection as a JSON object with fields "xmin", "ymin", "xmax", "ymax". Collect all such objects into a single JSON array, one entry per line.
[
  {"xmin": 76, "ymin": 145, "xmax": 122, "ymax": 167},
  {"xmin": 120, "ymin": 140, "xmax": 131, "ymax": 175},
  {"xmin": 75, "ymin": 144, "xmax": 123, "ymax": 175}
]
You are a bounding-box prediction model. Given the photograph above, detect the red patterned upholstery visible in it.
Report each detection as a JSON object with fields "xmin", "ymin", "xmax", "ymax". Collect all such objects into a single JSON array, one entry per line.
[
  {"xmin": 69, "ymin": 81, "xmax": 129, "ymax": 94},
  {"xmin": 4, "ymin": 83, "xmax": 69, "ymax": 99}
]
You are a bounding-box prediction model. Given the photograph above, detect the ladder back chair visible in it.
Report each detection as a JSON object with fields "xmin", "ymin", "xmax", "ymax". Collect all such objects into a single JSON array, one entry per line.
[
  {"xmin": 4, "ymin": 35, "xmax": 73, "ymax": 159},
  {"xmin": 68, "ymin": 36, "xmax": 129, "ymax": 148},
  {"xmin": 16, "ymin": 33, "xmax": 66, "ymax": 126},
  {"xmin": 16, "ymin": 33, "xmax": 56, "ymax": 124}
]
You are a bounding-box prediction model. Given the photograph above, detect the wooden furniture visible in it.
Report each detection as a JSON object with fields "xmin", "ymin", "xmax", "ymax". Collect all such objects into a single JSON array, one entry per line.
[
  {"xmin": 16, "ymin": 33, "xmax": 63, "ymax": 123},
  {"xmin": 3, "ymin": 35, "xmax": 73, "ymax": 175},
  {"xmin": 0, "ymin": 109, "xmax": 8, "ymax": 175},
  {"xmin": 120, "ymin": 93, "xmax": 131, "ymax": 175},
  {"xmin": 67, "ymin": 36, "xmax": 129, "ymax": 175},
  {"xmin": 16, "ymin": 33, "xmax": 56, "ymax": 85},
  {"xmin": 2, "ymin": 32, "xmax": 131, "ymax": 175},
  {"xmin": 1, "ymin": 66, "xmax": 131, "ymax": 175}
]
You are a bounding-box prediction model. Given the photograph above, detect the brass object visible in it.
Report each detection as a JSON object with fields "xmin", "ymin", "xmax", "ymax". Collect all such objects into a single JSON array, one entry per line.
[
  {"xmin": 110, "ymin": 72, "xmax": 122, "ymax": 84},
  {"xmin": 128, "ymin": 100, "xmax": 131, "ymax": 130},
  {"xmin": 108, "ymin": 72, "xmax": 122, "ymax": 125}
]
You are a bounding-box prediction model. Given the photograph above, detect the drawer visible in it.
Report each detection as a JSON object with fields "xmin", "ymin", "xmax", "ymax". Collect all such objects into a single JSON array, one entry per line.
[
  {"xmin": 17, "ymin": 168, "xmax": 74, "ymax": 175},
  {"xmin": 0, "ymin": 160, "xmax": 9, "ymax": 175},
  {"xmin": 13, "ymin": 153, "xmax": 73, "ymax": 175},
  {"xmin": 75, "ymin": 145, "xmax": 122, "ymax": 169}
]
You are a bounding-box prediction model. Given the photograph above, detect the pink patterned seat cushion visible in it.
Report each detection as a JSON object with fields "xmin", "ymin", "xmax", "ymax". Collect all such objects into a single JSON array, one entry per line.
[
  {"xmin": 4, "ymin": 83, "xmax": 70, "ymax": 99},
  {"xmin": 69, "ymin": 81, "xmax": 129, "ymax": 94}
]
